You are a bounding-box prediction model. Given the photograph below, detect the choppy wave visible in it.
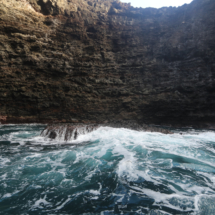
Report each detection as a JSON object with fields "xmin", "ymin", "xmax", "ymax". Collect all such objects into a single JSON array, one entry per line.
[{"xmin": 0, "ymin": 124, "xmax": 215, "ymax": 214}]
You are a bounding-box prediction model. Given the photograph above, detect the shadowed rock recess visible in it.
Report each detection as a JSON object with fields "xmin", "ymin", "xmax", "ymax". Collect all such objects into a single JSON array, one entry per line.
[{"xmin": 0, "ymin": 0, "xmax": 215, "ymax": 127}]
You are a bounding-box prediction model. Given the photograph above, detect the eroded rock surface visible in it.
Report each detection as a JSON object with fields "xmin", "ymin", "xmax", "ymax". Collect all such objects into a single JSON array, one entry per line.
[{"xmin": 0, "ymin": 0, "xmax": 215, "ymax": 127}]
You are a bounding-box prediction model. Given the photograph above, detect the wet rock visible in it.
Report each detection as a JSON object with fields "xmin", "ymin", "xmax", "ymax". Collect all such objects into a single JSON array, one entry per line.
[
  {"xmin": 48, "ymin": 131, "xmax": 57, "ymax": 139},
  {"xmin": 41, "ymin": 122, "xmax": 173, "ymax": 142},
  {"xmin": 41, "ymin": 124, "xmax": 99, "ymax": 141}
]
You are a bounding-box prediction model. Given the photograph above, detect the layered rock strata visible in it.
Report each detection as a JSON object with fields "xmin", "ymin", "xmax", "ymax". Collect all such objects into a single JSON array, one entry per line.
[{"xmin": 0, "ymin": 0, "xmax": 215, "ymax": 127}]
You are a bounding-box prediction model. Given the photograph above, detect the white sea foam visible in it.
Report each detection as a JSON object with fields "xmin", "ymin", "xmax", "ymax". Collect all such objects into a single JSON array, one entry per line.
[
  {"xmin": 0, "ymin": 156, "xmax": 10, "ymax": 166},
  {"xmin": 55, "ymin": 197, "xmax": 71, "ymax": 210},
  {"xmin": 32, "ymin": 195, "xmax": 52, "ymax": 209},
  {"xmin": 1, "ymin": 125, "xmax": 215, "ymax": 213}
]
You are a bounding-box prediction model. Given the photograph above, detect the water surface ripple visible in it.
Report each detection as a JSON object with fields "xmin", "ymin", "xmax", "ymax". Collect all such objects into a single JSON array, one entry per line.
[{"xmin": 0, "ymin": 124, "xmax": 215, "ymax": 214}]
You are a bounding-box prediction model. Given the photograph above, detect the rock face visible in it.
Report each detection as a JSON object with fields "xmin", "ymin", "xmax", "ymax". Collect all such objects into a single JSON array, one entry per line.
[{"xmin": 0, "ymin": 0, "xmax": 215, "ymax": 127}]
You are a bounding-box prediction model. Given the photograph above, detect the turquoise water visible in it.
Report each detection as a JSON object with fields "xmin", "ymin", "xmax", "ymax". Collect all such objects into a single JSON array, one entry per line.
[{"xmin": 0, "ymin": 124, "xmax": 215, "ymax": 214}]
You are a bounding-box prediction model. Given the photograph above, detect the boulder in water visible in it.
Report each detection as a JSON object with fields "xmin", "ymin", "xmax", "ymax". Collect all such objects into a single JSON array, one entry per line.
[{"xmin": 41, "ymin": 124, "xmax": 99, "ymax": 141}]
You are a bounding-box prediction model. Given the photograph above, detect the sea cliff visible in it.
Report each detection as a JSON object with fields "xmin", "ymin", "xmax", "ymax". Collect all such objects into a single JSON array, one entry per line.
[{"xmin": 0, "ymin": 0, "xmax": 215, "ymax": 127}]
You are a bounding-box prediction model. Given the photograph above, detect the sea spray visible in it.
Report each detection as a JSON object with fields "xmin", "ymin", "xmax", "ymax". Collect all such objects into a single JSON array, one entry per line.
[{"xmin": 0, "ymin": 124, "xmax": 215, "ymax": 214}]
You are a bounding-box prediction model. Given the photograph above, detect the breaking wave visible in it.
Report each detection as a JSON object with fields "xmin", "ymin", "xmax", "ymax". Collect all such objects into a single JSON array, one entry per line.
[{"xmin": 0, "ymin": 124, "xmax": 215, "ymax": 214}]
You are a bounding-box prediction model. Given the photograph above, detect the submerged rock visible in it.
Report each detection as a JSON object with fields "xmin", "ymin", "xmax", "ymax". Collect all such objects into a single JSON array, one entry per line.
[{"xmin": 41, "ymin": 122, "xmax": 173, "ymax": 141}]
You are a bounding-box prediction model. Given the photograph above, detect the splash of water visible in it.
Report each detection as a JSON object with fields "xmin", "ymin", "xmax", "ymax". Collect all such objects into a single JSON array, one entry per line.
[
  {"xmin": 0, "ymin": 124, "xmax": 215, "ymax": 214},
  {"xmin": 41, "ymin": 124, "xmax": 99, "ymax": 141}
]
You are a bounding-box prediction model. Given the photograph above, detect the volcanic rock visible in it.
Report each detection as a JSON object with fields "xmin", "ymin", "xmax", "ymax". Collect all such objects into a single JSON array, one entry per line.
[{"xmin": 0, "ymin": 0, "xmax": 215, "ymax": 128}]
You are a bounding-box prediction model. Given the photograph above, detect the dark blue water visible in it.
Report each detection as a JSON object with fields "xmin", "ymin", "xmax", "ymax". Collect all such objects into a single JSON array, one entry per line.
[{"xmin": 0, "ymin": 124, "xmax": 215, "ymax": 214}]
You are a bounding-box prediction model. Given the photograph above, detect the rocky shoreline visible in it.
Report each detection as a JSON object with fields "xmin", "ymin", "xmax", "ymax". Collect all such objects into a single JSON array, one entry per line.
[{"xmin": 41, "ymin": 122, "xmax": 174, "ymax": 142}]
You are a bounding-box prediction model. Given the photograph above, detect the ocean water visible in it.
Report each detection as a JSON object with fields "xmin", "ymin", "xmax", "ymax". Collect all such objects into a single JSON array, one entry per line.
[{"xmin": 0, "ymin": 125, "xmax": 215, "ymax": 214}]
